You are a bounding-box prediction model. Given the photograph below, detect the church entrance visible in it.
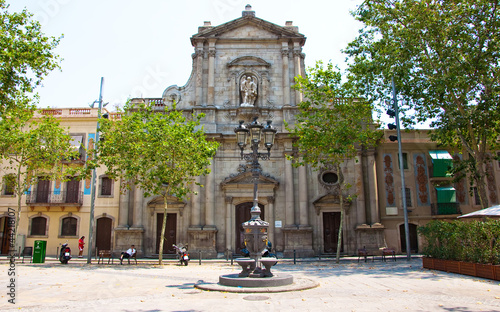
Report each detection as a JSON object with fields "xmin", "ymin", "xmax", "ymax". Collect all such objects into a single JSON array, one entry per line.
[
  {"xmin": 323, "ymin": 212, "xmax": 343, "ymax": 253},
  {"xmin": 235, "ymin": 202, "xmax": 264, "ymax": 254},
  {"xmin": 156, "ymin": 213, "xmax": 176, "ymax": 254}
]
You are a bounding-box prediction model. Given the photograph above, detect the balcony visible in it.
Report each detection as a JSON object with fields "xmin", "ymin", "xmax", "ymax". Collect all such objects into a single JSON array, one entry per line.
[
  {"xmin": 431, "ymin": 202, "xmax": 461, "ymax": 215},
  {"xmin": 26, "ymin": 191, "xmax": 83, "ymax": 210}
]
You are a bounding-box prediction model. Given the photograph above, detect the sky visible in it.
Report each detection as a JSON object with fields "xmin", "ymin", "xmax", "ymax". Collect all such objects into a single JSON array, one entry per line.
[{"xmin": 9, "ymin": 0, "xmax": 364, "ymax": 110}]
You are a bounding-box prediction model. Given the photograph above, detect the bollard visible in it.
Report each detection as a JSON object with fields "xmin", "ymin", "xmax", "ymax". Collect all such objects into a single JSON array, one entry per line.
[
  {"xmin": 199, "ymin": 250, "xmax": 202, "ymax": 265},
  {"xmin": 318, "ymin": 251, "xmax": 321, "ymax": 261},
  {"xmin": 294, "ymin": 249, "xmax": 296, "ymax": 265},
  {"xmin": 230, "ymin": 251, "xmax": 233, "ymax": 266},
  {"xmin": 18, "ymin": 247, "xmax": 21, "ymax": 259},
  {"xmin": 225, "ymin": 249, "xmax": 228, "ymax": 261},
  {"xmin": 56, "ymin": 247, "xmax": 59, "ymax": 259}
]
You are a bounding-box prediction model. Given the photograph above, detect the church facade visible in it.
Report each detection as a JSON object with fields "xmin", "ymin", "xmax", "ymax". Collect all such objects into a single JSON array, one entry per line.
[{"xmin": 2, "ymin": 7, "xmax": 499, "ymax": 259}]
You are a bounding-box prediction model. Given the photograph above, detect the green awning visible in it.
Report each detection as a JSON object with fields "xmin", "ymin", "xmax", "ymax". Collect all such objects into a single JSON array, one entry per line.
[
  {"xmin": 436, "ymin": 186, "xmax": 456, "ymax": 203},
  {"xmin": 429, "ymin": 150, "xmax": 452, "ymax": 160}
]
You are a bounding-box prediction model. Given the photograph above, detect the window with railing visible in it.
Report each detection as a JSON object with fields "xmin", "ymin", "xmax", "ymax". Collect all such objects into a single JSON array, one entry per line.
[{"xmin": 432, "ymin": 186, "xmax": 461, "ymax": 215}]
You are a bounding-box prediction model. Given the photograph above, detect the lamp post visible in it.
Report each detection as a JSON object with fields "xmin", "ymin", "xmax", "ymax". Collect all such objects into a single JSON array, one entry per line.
[
  {"xmin": 87, "ymin": 77, "xmax": 107, "ymax": 264},
  {"xmin": 235, "ymin": 117, "xmax": 277, "ymax": 221},
  {"xmin": 234, "ymin": 117, "xmax": 277, "ymax": 276}
]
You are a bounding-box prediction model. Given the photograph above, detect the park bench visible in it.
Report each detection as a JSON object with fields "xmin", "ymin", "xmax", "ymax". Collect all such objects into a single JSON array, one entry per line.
[
  {"xmin": 357, "ymin": 247, "xmax": 374, "ymax": 262},
  {"xmin": 98, "ymin": 249, "xmax": 113, "ymax": 264},
  {"xmin": 126, "ymin": 252, "xmax": 137, "ymax": 264}
]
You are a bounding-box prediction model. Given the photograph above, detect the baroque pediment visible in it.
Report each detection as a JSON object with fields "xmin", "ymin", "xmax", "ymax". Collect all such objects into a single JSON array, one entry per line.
[
  {"xmin": 227, "ymin": 56, "xmax": 271, "ymax": 68},
  {"xmin": 147, "ymin": 195, "xmax": 186, "ymax": 208},
  {"xmin": 191, "ymin": 16, "xmax": 305, "ymax": 44},
  {"xmin": 221, "ymin": 165, "xmax": 279, "ymax": 189}
]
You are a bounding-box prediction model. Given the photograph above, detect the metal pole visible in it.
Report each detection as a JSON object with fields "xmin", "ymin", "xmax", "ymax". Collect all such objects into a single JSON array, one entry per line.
[
  {"xmin": 87, "ymin": 77, "xmax": 104, "ymax": 264},
  {"xmin": 392, "ymin": 77, "xmax": 411, "ymax": 261}
]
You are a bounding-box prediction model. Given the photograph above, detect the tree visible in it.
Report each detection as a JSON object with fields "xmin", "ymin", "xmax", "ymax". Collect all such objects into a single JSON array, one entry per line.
[
  {"xmin": 0, "ymin": 0, "xmax": 61, "ymax": 114},
  {"xmin": 287, "ymin": 61, "xmax": 380, "ymax": 262},
  {"xmin": 98, "ymin": 101, "xmax": 219, "ymax": 265},
  {"xmin": 344, "ymin": 0, "xmax": 500, "ymax": 208},
  {"xmin": 0, "ymin": 108, "xmax": 86, "ymax": 245}
]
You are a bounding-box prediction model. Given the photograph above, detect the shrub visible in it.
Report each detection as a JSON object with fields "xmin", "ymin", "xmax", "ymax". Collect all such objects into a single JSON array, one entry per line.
[{"xmin": 418, "ymin": 219, "xmax": 500, "ymax": 264}]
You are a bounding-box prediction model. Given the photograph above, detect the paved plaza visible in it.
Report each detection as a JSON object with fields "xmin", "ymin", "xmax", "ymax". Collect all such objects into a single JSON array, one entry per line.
[{"xmin": 2, "ymin": 257, "xmax": 500, "ymax": 311}]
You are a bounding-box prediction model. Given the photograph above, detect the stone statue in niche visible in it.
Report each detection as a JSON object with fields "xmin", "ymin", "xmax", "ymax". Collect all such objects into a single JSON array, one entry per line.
[{"xmin": 240, "ymin": 75, "xmax": 257, "ymax": 106}]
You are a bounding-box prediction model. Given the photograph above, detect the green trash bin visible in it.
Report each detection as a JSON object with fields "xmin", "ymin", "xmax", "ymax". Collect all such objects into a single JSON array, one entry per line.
[{"xmin": 33, "ymin": 240, "xmax": 47, "ymax": 263}]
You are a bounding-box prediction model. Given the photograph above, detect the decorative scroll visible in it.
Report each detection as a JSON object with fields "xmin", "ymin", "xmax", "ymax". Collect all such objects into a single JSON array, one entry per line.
[
  {"xmin": 384, "ymin": 154, "xmax": 395, "ymax": 206},
  {"xmin": 414, "ymin": 154, "xmax": 430, "ymax": 206}
]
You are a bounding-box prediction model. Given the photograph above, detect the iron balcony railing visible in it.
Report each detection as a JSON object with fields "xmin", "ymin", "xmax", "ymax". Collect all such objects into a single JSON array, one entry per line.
[
  {"xmin": 26, "ymin": 191, "xmax": 83, "ymax": 205},
  {"xmin": 431, "ymin": 202, "xmax": 461, "ymax": 215}
]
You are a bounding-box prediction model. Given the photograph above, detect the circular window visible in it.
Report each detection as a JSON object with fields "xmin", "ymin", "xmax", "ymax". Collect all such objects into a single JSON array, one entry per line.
[{"xmin": 322, "ymin": 172, "xmax": 338, "ymax": 185}]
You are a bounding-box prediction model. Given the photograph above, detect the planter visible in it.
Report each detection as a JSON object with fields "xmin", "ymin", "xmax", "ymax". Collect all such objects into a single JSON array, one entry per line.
[
  {"xmin": 422, "ymin": 258, "xmax": 500, "ymax": 281},
  {"xmin": 459, "ymin": 261, "xmax": 476, "ymax": 276},
  {"xmin": 422, "ymin": 257, "xmax": 434, "ymax": 270},
  {"xmin": 445, "ymin": 260, "xmax": 460, "ymax": 274},
  {"xmin": 476, "ymin": 263, "xmax": 495, "ymax": 280},
  {"xmin": 434, "ymin": 259, "xmax": 447, "ymax": 271}
]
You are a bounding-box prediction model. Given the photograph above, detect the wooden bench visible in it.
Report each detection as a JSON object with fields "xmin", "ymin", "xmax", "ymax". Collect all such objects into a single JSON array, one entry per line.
[
  {"xmin": 127, "ymin": 252, "xmax": 137, "ymax": 265},
  {"xmin": 381, "ymin": 248, "xmax": 396, "ymax": 262},
  {"xmin": 357, "ymin": 247, "xmax": 374, "ymax": 262},
  {"xmin": 98, "ymin": 250, "xmax": 113, "ymax": 264}
]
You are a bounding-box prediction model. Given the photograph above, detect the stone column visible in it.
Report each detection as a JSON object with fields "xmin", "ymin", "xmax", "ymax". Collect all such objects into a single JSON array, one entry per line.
[
  {"xmin": 355, "ymin": 152, "xmax": 367, "ymax": 225},
  {"xmin": 281, "ymin": 42, "xmax": 290, "ymax": 106},
  {"xmin": 195, "ymin": 42, "xmax": 204, "ymax": 106},
  {"xmin": 204, "ymin": 161, "xmax": 215, "ymax": 226},
  {"xmin": 118, "ymin": 180, "xmax": 130, "ymax": 227},
  {"xmin": 298, "ymin": 164, "xmax": 308, "ymax": 226},
  {"xmin": 284, "ymin": 156, "xmax": 294, "ymax": 226},
  {"xmin": 190, "ymin": 176, "xmax": 201, "ymax": 226},
  {"xmin": 367, "ymin": 152, "xmax": 380, "ymax": 224},
  {"xmin": 225, "ymin": 196, "xmax": 233, "ymax": 252},
  {"xmin": 132, "ymin": 186, "xmax": 143, "ymax": 228},
  {"xmin": 207, "ymin": 39, "xmax": 216, "ymax": 106},
  {"xmin": 267, "ymin": 196, "xmax": 275, "ymax": 247},
  {"xmin": 293, "ymin": 43, "xmax": 303, "ymax": 105}
]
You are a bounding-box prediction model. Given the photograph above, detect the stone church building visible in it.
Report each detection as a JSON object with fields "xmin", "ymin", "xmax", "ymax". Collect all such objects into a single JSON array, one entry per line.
[{"xmin": 2, "ymin": 6, "xmax": 499, "ymax": 259}]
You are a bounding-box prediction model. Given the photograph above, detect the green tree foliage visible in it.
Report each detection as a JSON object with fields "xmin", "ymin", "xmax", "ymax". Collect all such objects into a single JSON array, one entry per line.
[
  {"xmin": 344, "ymin": 0, "xmax": 500, "ymax": 208},
  {"xmin": 418, "ymin": 219, "xmax": 500, "ymax": 264},
  {"xmin": 0, "ymin": 108, "xmax": 86, "ymax": 243},
  {"xmin": 287, "ymin": 61, "xmax": 380, "ymax": 262},
  {"xmin": 98, "ymin": 102, "xmax": 219, "ymax": 265},
  {"xmin": 0, "ymin": 0, "xmax": 61, "ymax": 114}
]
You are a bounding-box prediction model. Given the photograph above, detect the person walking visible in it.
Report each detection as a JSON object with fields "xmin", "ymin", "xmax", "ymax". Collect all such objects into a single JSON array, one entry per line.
[{"xmin": 78, "ymin": 236, "xmax": 85, "ymax": 258}]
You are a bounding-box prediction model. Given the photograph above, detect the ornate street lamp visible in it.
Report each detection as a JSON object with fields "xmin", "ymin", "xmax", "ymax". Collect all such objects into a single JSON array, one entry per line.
[
  {"xmin": 235, "ymin": 117, "xmax": 276, "ymax": 221},
  {"xmin": 234, "ymin": 117, "xmax": 277, "ymax": 277}
]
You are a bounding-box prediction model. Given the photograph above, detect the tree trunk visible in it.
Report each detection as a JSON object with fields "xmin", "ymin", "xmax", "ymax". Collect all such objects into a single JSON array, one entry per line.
[
  {"xmin": 336, "ymin": 163, "xmax": 344, "ymax": 264},
  {"xmin": 158, "ymin": 194, "xmax": 168, "ymax": 266}
]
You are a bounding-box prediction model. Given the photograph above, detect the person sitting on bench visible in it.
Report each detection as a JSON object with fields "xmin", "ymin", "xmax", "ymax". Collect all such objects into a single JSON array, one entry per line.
[{"xmin": 120, "ymin": 245, "xmax": 136, "ymax": 264}]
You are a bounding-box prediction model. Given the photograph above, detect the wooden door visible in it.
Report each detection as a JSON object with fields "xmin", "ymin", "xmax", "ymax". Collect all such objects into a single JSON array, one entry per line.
[
  {"xmin": 0, "ymin": 217, "xmax": 13, "ymax": 255},
  {"xmin": 235, "ymin": 202, "xmax": 265, "ymax": 254},
  {"xmin": 36, "ymin": 180, "xmax": 50, "ymax": 203},
  {"xmin": 66, "ymin": 178, "xmax": 79, "ymax": 203},
  {"xmin": 156, "ymin": 213, "xmax": 176, "ymax": 254},
  {"xmin": 323, "ymin": 212, "xmax": 343, "ymax": 253},
  {"xmin": 96, "ymin": 217, "xmax": 112, "ymax": 251},
  {"xmin": 400, "ymin": 223, "xmax": 418, "ymax": 253}
]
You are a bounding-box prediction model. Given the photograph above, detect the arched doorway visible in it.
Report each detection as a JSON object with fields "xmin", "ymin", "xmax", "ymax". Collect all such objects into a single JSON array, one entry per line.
[
  {"xmin": 96, "ymin": 217, "xmax": 112, "ymax": 251},
  {"xmin": 235, "ymin": 202, "xmax": 265, "ymax": 254},
  {"xmin": 400, "ymin": 223, "xmax": 418, "ymax": 253}
]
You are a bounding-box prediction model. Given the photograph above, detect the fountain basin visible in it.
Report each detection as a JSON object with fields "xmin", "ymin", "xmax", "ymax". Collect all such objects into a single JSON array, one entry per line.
[{"xmin": 219, "ymin": 273, "xmax": 293, "ymax": 287}]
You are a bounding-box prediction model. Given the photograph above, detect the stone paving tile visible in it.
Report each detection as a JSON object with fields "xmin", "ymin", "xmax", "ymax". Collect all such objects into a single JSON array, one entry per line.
[{"xmin": 1, "ymin": 258, "xmax": 499, "ymax": 311}]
